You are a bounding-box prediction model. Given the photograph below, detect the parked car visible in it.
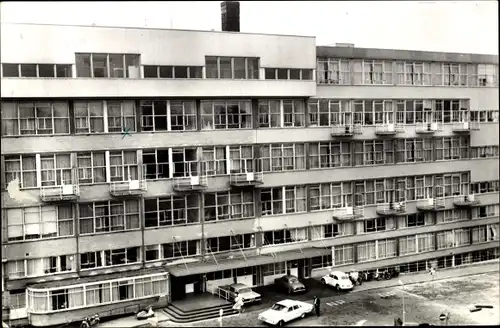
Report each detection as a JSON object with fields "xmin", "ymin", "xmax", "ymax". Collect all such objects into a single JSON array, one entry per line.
[
  {"xmin": 218, "ymin": 283, "xmax": 261, "ymax": 304},
  {"xmin": 274, "ymin": 275, "xmax": 307, "ymax": 294},
  {"xmin": 320, "ymin": 271, "xmax": 353, "ymax": 291},
  {"xmin": 258, "ymin": 299, "xmax": 314, "ymax": 326}
]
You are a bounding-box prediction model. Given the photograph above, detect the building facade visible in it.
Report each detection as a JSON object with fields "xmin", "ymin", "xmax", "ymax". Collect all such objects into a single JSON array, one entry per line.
[{"xmin": 1, "ymin": 22, "xmax": 499, "ymax": 327}]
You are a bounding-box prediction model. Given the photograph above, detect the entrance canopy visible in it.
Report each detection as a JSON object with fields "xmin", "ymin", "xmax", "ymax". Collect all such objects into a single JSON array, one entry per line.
[{"xmin": 166, "ymin": 247, "xmax": 330, "ymax": 277}]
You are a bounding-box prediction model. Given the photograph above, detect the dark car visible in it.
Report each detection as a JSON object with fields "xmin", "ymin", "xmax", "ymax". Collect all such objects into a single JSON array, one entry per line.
[{"xmin": 274, "ymin": 275, "xmax": 307, "ymax": 294}]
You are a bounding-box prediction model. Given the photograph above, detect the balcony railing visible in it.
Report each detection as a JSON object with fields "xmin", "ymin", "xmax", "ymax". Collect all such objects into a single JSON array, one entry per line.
[
  {"xmin": 452, "ymin": 122, "xmax": 480, "ymax": 133},
  {"xmin": 416, "ymin": 197, "xmax": 445, "ymax": 211},
  {"xmin": 332, "ymin": 206, "xmax": 364, "ymax": 221},
  {"xmin": 40, "ymin": 184, "xmax": 80, "ymax": 202},
  {"xmin": 109, "ymin": 179, "xmax": 147, "ymax": 197},
  {"xmin": 229, "ymin": 158, "xmax": 264, "ymax": 187},
  {"xmin": 415, "ymin": 122, "xmax": 441, "ymax": 134},
  {"xmin": 453, "ymin": 194, "xmax": 480, "ymax": 207},
  {"xmin": 376, "ymin": 201, "xmax": 407, "ymax": 216},
  {"xmin": 375, "ymin": 123, "xmax": 404, "ymax": 135},
  {"xmin": 331, "ymin": 124, "xmax": 362, "ymax": 137}
]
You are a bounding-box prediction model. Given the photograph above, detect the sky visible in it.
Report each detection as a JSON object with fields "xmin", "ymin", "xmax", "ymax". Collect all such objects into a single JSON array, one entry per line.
[{"xmin": 0, "ymin": 1, "xmax": 498, "ymax": 54}]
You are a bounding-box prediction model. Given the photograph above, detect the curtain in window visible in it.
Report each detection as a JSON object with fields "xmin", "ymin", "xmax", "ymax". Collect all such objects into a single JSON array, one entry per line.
[
  {"xmin": 68, "ymin": 287, "xmax": 84, "ymax": 308},
  {"xmin": 53, "ymin": 102, "xmax": 70, "ymax": 134},
  {"xmin": 357, "ymin": 244, "xmax": 367, "ymax": 262},
  {"xmin": 310, "ymin": 225, "xmax": 324, "ymax": 240},
  {"xmin": 290, "ymin": 228, "xmax": 306, "ymax": 242},
  {"xmin": 7, "ymin": 209, "xmax": 23, "ymax": 240},
  {"xmin": 2, "ymin": 102, "xmax": 19, "ymax": 135},
  {"xmin": 40, "ymin": 156, "xmax": 55, "ymax": 186},
  {"xmin": 89, "ymin": 102, "xmax": 104, "ymax": 132},
  {"xmin": 92, "ymin": 152, "xmax": 106, "ymax": 182},
  {"xmin": 386, "ymin": 217, "xmax": 395, "ymax": 230},
  {"xmin": 41, "ymin": 206, "xmax": 58, "ymax": 237},
  {"xmin": 24, "ymin": 207, "xmax": 40, "ymax": 238},
  {"xmin": 27, "ymin": 259, "xmax": 44, "ymax": 277},
  {"xmin": 56, "ymin": 154, "xmax": 72, "ymax": 185},
  {"xmin": 125, "ymin": 200, "xmax": 140, "ymax": 230},
  {"xmin": 19, "ymin": 156, "xmax": 36, "ymax": 188},
  {"xmin": 110, "ymin": 202, "xmax": 125, "ymax": 231},
  {"xmin": 296, "ymin": 187, "xmax": 307, "ymax": 212},
  {"xmin": 320, "ymin": 184, "xmax": 331, "ymax": 209},
  {"xmin": 356, "ymin": 221, "xmax": 365, "ymax": 234}
]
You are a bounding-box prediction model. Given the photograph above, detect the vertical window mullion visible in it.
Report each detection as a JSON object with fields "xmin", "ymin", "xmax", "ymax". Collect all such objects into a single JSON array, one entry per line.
[
  {"xmin": 217, "ymin": 57, "xmax": 221, "ymax": 79},
  {"xmin": 106, "ymin": 54, "xmax": 111, "ymax": 78},
  {"xmin": 52, "ymin": 64, "xmax": 57, "ymax": 78},
  {"xmin": 90, "ymin": 54, "xmax": 94, "ymax": 78},
  {"xmin": 231, "ymin": 58, "xmax": 234, "ymax": 79},
  {"xmin": 17, "ymin": 64, "xmax": 21, "ymax": 77},
  {"xmin": 282, "ymin": 186, "xmax": 286, "ymax": 214},
  {"xmin": 35, "ymin": 64, "xmax": 40, "ymax": 78},
  {"xmin": 122, "ymin": 55, "xmax": 126, "ymax": 78},
  {"xmin": 244, "ymin": 58, "xmax": 248, "ymax": 79}
]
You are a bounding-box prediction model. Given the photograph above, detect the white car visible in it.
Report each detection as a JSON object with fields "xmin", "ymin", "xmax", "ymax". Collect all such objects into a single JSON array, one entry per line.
[
  {"xmin": 258, "ymin": 299, "xmax": 314, "ymax": 326},
  {"xmin": 321, "ymin": 271, "xmax": 353, "ymax": 291}
]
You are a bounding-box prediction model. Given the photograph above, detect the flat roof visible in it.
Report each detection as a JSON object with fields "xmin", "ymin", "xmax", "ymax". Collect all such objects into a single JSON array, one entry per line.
[
  {"xmin": 0, "ymin": 22, "xmax": 316, "ymax": 39},
  {"xmin": 317, "ymin": 45, "xmax": 498, "ymax": 64}
]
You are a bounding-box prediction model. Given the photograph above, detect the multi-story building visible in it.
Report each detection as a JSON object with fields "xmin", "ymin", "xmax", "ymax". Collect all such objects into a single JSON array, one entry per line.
[{"xmin": 1, "ymin": 16, "xmax": 499, "ymax": 328}]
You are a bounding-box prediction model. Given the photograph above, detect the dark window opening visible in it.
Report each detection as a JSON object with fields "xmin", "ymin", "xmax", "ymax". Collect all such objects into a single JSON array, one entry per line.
[
  {"xmin": 2, "ymin": 64, "xmax": 19, "ymax": 77},
  {"xmin": 20, "ymin": 64, "xmax": 37, "ymax": 77},
  {"xmin": 144, "ymin": 66, "xmax": 158, "ymax": 78}
]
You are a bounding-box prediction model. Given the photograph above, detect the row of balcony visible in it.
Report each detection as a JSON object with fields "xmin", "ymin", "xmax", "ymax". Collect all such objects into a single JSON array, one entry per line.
[{"xmin": 331, "ymin": 121, "xmax": 480, "ymax": 137}]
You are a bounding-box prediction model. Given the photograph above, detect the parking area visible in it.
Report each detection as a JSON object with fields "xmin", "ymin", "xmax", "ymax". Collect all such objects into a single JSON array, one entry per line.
[{"xmin": 243, "ymin": 277, "xmax": 352, "ymax": 312}]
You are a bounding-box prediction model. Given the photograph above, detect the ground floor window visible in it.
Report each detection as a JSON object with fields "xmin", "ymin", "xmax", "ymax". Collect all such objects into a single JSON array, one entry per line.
[
  {"xmin": 262, "ymin": 262, "xmax": 286, "ymax": 276},
  {"xmin": 27, "ymin": 273, "xmax": 168, "ymax": 313},
  {"xmin": 311, "ymin": 255, "xmax": 332, "ymax": 270},
  {"xmin": 333, "ymin": 245, "xmax": 354, "ymax": 266}
]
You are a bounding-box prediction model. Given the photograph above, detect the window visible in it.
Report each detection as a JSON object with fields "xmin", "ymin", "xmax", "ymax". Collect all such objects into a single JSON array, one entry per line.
[
  {"xmin": 317, "ymin": 58, "xmax": 350, "ymax": 84},
  {"xmin": 364, "ymin": 218, "xmax": 387, "ymax": 233},
  {"xmin": 471, "ymin": 110, "xmax": 499, "ymax": 123},
  {"xmin": 310, "ymin": 141, "xmax": 351, "ymax": 168},
  {"xmin": 143, "ymin": 149, "xmax": 170, "ymax": 180},
  {"xmin": 477, "ymin": 64, "xmax": 497, "ymax": 87},
  {"xmin": 79, "ymin": 200, "xmax": 140, "ymax": 235},
  {"xmin": 140, "ymin": 100, "xmax": 168, "ymax": 131},
  {"xmin": 1, "ymin": 101, "xmax": 70, "ymax": 136},
  {"xmin": 357, "ymin": 241, "xmax": 376, "ymax": 262},
  {"xmin": 311, "ymin": 255, "xmax": 333, "ymax": 269},
  {"xmin": 74, "ymin": 101, "xmax": 105, "ymax": 133},
  {"xmin": 206, "ymin": 234, "xmax": 255, "ymax": 253},
  {"xmin": 80, "ymin": 247, "xmax": 140, "ymax": 269},
  {"xmin": 77, "ymin": 152, "xmax": 106, "ymax": 184},
  {"xmin": 171, "ymin": 148, "xmax": 198, "ymax": 177},
  {"xmin": 109, "ymin": 150, "xmax": 138, "ymax": 182},
  {"xmin": 472, "ymin": 205, "xmax": 499, "ymax": 219},
  {"xmin": 260, "ymin": 143, "xmax": 306, "ymax": 172},
  {"xmin": 405, "ymin": 213, "xmax": 426, "ymax": 227},
  {"xmin": 106, "ymin": 101, "xmax": 136, "ymax": 133},
  {"xmin": 170, "ymin": 100, "xmax": 197, "ymax": 131},
  {"xmin": 454, "ymin": 228, "xmax": 471, "ymax": 246},
  {"xmin": 435, "ymin": 136, "xmax": 469, "ymax": 161},
  {"xmin": 309, "ymin": 182, "xmax": 352, "ymax": 211},
  {"xmin": 262, "ymin": 262, "xmax": 286, "ymax": 276},
  {"xmin": 8, "ymin": 290, "xmax": 26, "ymax": 309},
  {"xmin": 9, "ymin": 255, "xmax": 75, "ymax": 278},
  {"xmin": 436, "ymin": 209, "xmax": 468, "ymax": 224},
  {"xmin": 205, "ymin": 56, "xmax": 259, "ymax": 79},
  {"xmin": 352, "ymin": 60, "xmax": 392, "ymax": 85},
  {"xmin": 334, "ymin": 245, "xmax": 354, "ymax": 265},
  {"xmin": 229, "ymin": 145, "xmax": 254, "ymax": 174},
  {"xmin": 471, "ymin": 180, "xmax": 500, "ymax": 194},
  {"xmin": 201, "ymin": 100, "xmax": 252, "ymax": 130},
  {"xmin": 75, "ymin": 53, "xmax": 140, "ymax": 78},
  {"xmin": 202, "ymin": 146, "xmax": 226, "ymax": 176},
  {"xmin": 399, "ymin": 236, "xmax": 417, "ymax": 255},
  {"xmin": 395, "ymin": 62, "xmax": 431, "ymax": 85},
  {"xmin": 4, "ymin": 155, "xmax": 37, "ymax": 188},
  {"xmin": 144, "ymin": 195, "xmax": 199, "ymax": 227},
  {"xmin": 378, "ymin": 239, "xmax": 397, "ymax": 259},
  {"xmin": 433, "ymin": 99, "xmax": 467, "ymax": 123},
  {"xmin": 6, "ymin": 205, "xmax": 74, "ymax": 241},
  {"xmin": 310, "ymin": 223, "xmax": 354, "ymax": 240},
  {"xmin": 40, "ymin": 154, "xmax": 72, "ymax": 186},
  {"xmin": 1, "ymin": 63, "xmax": 72, "ymax": 78},
  {"xmin": 143, "ymin": 65, "xmax": 203, "ymax": 78},
  {"xmin": 263, "ymin": 228, "xmax": 307, "ymax": 245},
  {"xmin": 264, "ymin": 68, "xmax": 313, "ymax": 80},
  {"xmin": 258, "ymin": 100, "xmax": 281, "ymax": 128},
  {"xmin": 471, "ymin": 146, "xmax": 500, "ymax": 158},
  {"xmin": 417, "ymin": 233, "xmax": 435, "ymax": 253},
  {"xmin": 162, "ymin": 240, "xmax": 200, "ymax": 259},
  {"xmin": 261, "ymin": 186, "xmax": 306, "ymax": 215},
  {"xmin": 395, "ymin": 138, "xmax": 433, "ymax": 163},
  {"xmin": 355, "ymin": 140, "xmax": 394, "ymax": 166},
  {"xmin": 437, "ymin": 230, "xmax": 455, "ymax": 249},
  {"xmin": 283, "ymin": 100, "xmax": 306, "ymax": 127},
  {"xmin": 204, "ymin": 190, "xmax": 254, "ymax": 221}
]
